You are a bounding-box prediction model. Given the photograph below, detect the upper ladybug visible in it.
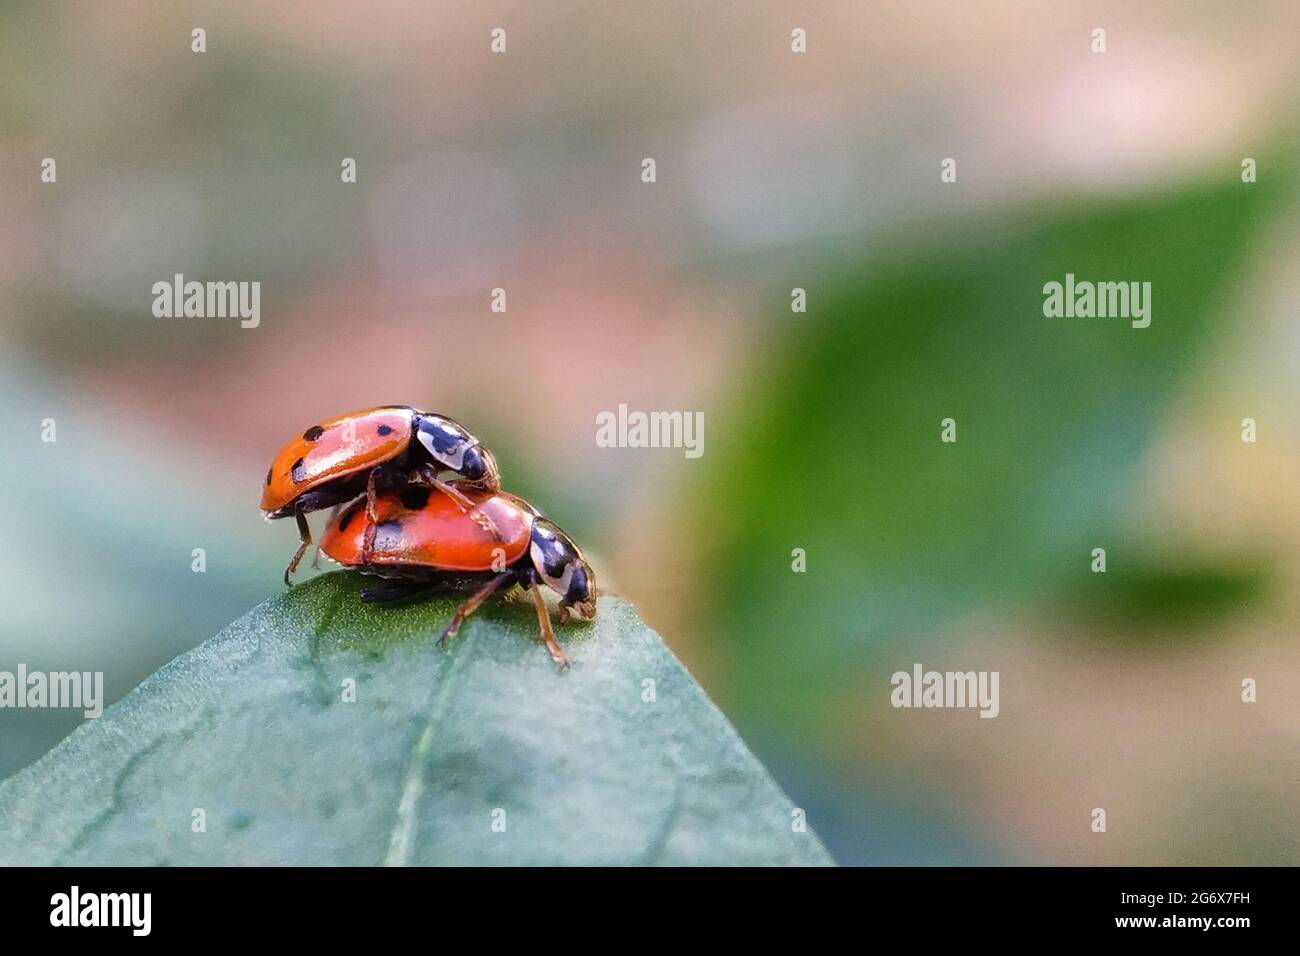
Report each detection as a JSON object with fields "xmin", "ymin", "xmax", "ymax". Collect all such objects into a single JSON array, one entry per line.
[{"xmin": 261, "ymin": 406, "xmax": 500, "ymax": 583}]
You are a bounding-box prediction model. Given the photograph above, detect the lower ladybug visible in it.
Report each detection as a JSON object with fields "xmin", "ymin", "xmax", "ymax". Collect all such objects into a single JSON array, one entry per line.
[
  {"xmin": 320, "ymin": 484, "xmax": 597, "ymax": 668},
  {"xmin": 260, "ymin": 406, "xmax": 501, "ymax": 585}
]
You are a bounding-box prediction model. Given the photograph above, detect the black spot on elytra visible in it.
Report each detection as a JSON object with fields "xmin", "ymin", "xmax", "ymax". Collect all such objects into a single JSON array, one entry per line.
[
  {"xmin": 303, "ymin": 425, "xmax": 324, "ymax": 441},
  {"xmin": 375, "ymin": 519, "xmax": 403, "ymax": 547},
  {"xmin": 339, "ymin": 501, "xmax": 364, "ymax": 531},
  {"xmin": 399, "ymin": 486, "xmax": 432, "ymax": 510},
  {"xmin": 265, "ymin": 468, "xmax": 272, "ymax": 486},
  {"xmin": 290, "ymin": 458, "xmax": 307, "ymax": 483},
  {"xmin": 377, "ymin": 424, "xmax": 393, "ymax": 436}
]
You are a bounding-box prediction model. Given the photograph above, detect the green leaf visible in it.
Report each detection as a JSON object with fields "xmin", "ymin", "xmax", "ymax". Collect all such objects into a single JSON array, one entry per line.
[{"xmin": 0, "ymin": 573, "xmax": 831, "ymax": 866}]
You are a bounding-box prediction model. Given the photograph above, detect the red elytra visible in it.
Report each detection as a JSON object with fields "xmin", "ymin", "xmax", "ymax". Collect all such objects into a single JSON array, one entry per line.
[
  {"xmin": 322, "ymin": 487, "xmax": 534, "ymax": 571},
  {"xmin": 261, "ymin": 407, "xmax": 413, "ymax": 514}
]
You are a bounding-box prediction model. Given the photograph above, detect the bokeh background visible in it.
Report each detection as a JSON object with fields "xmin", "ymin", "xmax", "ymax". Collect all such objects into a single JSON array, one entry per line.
[{"xmin": 2, "ymin": 1, "xmax": 1298, "ymax": 864}]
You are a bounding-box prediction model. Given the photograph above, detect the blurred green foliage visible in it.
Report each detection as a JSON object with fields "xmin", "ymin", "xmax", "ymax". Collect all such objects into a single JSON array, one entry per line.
[
  {"xmin": 701, "ymin": 167, "xmax": 1285, "ymax": 730},
  {"xmin": 0, "ymin": 361, "xmax": 281, "ymax": 777},
  {"xmin": 1066, "ymin": 557, "xmax": 1272, "ymax": 635}
]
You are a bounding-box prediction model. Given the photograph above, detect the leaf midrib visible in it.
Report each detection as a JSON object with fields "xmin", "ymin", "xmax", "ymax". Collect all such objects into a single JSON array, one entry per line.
[{"xmin": 382, "ymin": 625, "xmax": 473, "ymax": 866}]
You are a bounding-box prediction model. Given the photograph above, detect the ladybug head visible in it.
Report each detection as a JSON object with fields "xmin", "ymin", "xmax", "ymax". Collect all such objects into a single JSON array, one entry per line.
[
  {"xmin": 459, "ymin": 443, "xmax": 500, "ymax": 491},
  {"xmin": 529, "ymin": 518, "xmax": 597, "ymax": 622}
]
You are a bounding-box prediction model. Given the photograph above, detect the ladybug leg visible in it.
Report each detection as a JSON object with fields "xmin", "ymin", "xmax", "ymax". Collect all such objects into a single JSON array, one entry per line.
[
  {"xmin": 311, "ymin": 504, "xmax": 342, "ymax": 569},
  {"xmin": 530, "ymin": 585, "xmax": 570, "ymax": 668},
  {"xmin": 362, "ymin": 466, "xmax": 381, "ymax": 562},
  {"xmin": 283, "ymin": 511, "xmax": 312, "ymax": 586},
  {"xmin": 437, "ymin": 572, "xmax": 512, "ymax": 647},
  {"xmin": 430, "ymin": 477, "xmax": 504, "ymax": 543}
]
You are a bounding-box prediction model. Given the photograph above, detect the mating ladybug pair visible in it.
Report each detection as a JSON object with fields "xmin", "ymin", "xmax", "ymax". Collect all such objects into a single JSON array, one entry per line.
[{"xmin": 260, "ymin": 406, "xmax": 595, "ymax": 667}]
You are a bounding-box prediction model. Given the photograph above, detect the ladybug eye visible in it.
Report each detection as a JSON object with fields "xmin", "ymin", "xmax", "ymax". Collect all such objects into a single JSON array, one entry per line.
[{"xmin": 460, "ymin": 446, "xmax": 491, "ymax": 482}]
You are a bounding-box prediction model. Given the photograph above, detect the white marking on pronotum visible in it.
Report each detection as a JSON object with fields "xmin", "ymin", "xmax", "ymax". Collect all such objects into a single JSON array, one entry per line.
[
  {"xmin": 416, "ymin": 421, "xmax": 469, "ymax": 471},
  {"xmin": 532, "ymin": 538, "xmax": 575, "ymax": 596}
]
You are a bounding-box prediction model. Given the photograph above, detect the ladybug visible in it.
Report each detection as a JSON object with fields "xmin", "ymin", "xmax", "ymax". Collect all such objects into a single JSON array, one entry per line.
[
  {"xmin": 261, "ymin": 406, "xmax": 501, "ymax": 585},
  {"xmin": 319, "ymin": 483, "xmax": 597, "ymax": 668}
]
